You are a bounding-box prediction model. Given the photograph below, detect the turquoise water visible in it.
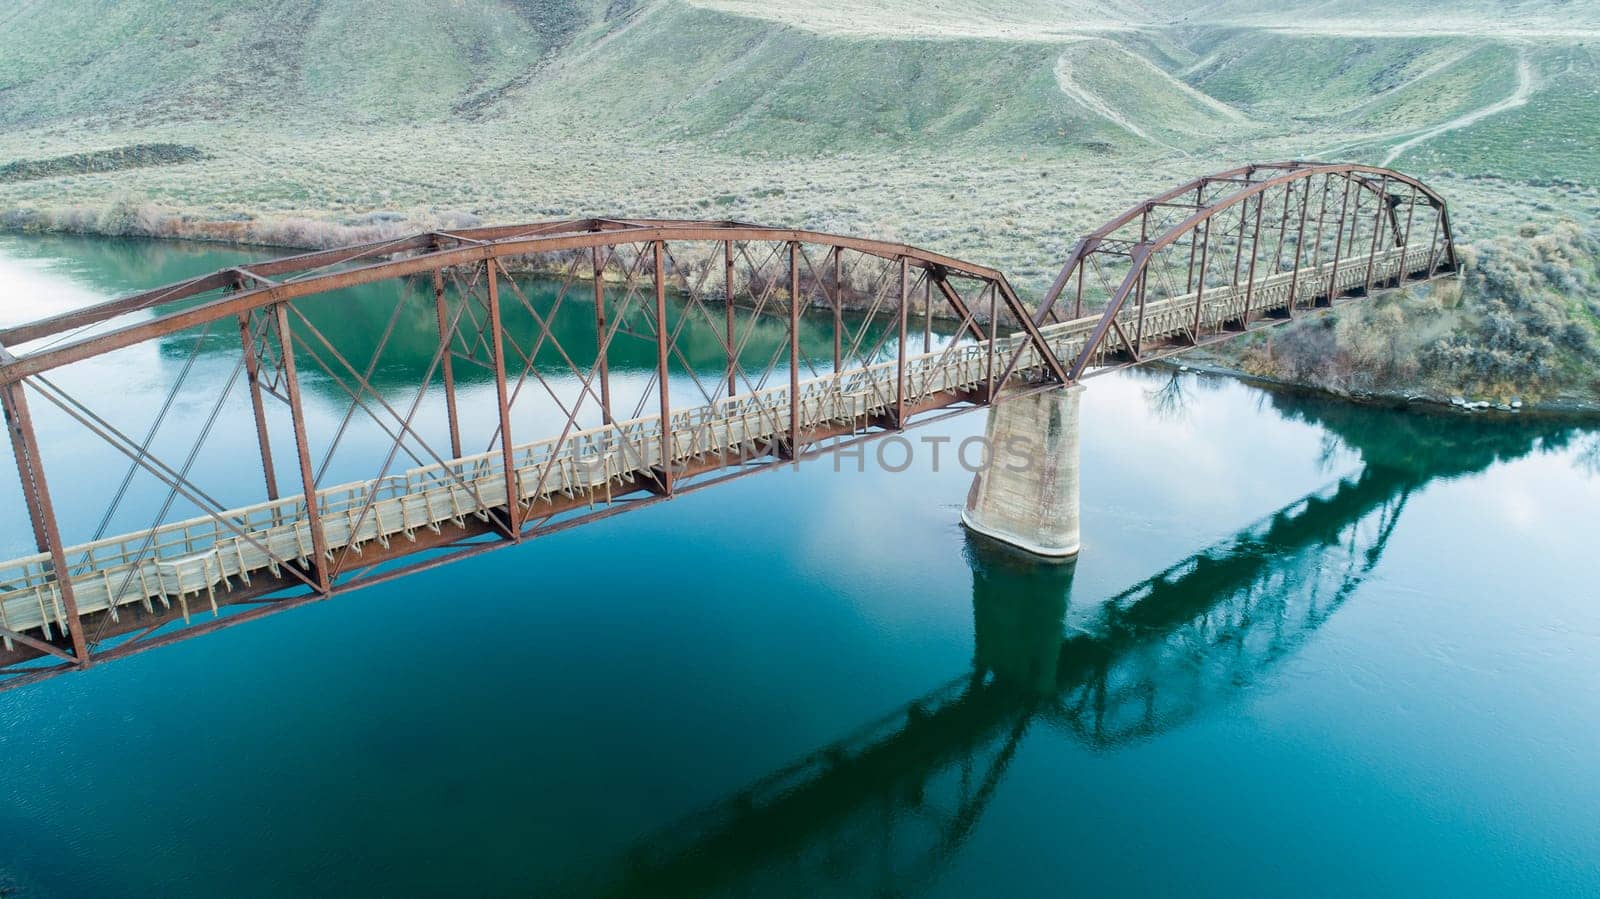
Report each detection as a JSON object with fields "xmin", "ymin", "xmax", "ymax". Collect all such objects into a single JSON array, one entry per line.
[{"xmin": 1, "ymin": 234, "xmax": 1598, "ymax": 897}]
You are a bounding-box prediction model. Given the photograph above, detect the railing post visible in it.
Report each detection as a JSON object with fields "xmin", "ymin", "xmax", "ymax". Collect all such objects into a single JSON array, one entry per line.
[
  {"xmin": 484, "ymin": 259, "xmax": 524, "ymax": 534},
  {"xmin": 237, "ymin": 311, "xmax": 280, "ymax": 500},
  {"xmin": 592, "ymin": 248, "xmax": 614, "ymax": 424},
  {"xmin": 0, "ymin": 369, "xmax": 91, "ymax": 664},
  {"xmin": 273, "ymin": 303, "xmax": 332, "ymax": 593},
  {"xmin": 654, "ymin": 241, "xmax": 676, "ymax": 489},
  {"xmin": 896, "ymin": 255, "xmax": 909, "ymax": 426},
  {"xmin": 787, "ymin": 241, "xmax": 801, "ymax": 462},
  {"xmin": 433, "ymin": 269, "xmax": 465, "ymax": 456}
]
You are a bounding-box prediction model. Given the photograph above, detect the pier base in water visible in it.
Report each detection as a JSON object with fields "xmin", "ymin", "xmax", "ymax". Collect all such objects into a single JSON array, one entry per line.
[{"xmin": 961, "ymin": 384, "xmax": 1084, "ymax": 559}]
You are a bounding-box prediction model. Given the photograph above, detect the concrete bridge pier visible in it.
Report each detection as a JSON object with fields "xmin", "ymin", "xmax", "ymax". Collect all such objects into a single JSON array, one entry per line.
[{"xmin": 961, "ymin": 384, "xmax": 1085, "ymax": 560}]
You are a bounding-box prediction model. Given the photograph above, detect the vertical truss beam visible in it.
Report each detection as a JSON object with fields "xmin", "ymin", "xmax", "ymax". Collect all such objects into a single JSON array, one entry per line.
[
  {"xmin": 922, "ymin": 273, "xmax": 933, "ymax": 355},
  {"xmin": 1189, "ymin": 217, "xmax": 1212, "ymax": 336},
  {"xmin": 896, "ymin": 256, "xmax": 908, "ymax": 427},
  {"xmin": 654, "ymin": 241, "xmax": 676, "ymax": 490},
  {"xmin": 1440, "ymin": 199, "xmax": 1452, "ymax": 276},
  {"xmin": 1134, "ymin": 212, "xmax": 1150, "ymax": 354},
  {"xmin": 985, "ymin": 285, "xmax": 999, "ymax": 401},
  {"xmin": 433, "ymin": 269, "xmax": 465, "ymax": 457},
  {"xmin": 238, "ymin": 312, "xmax": 280, "ymax": 500},
  {"xmin": 1310, "ymin": 174, "xmax": 1332, "ymax": 270},
  {"xmin": 594, "ymin": 247, "xmax": 615, "ymax": 423},
  {"xmin": 485, "ymin": 259, "xmax": 523, "ymax": 535},
  {"xmin": 274, "ymin": 303, "xmax": 332, "ymax": 594},
  {"xmin": 725, "ymin": 240, "xmax": 738, "ymax": 399},
  {"xmin": 831, "ymin": 249, "xmax": 844, "ymax": 372},
  {"xmin": 1327, "ymin": 175, "xmax": 1354, "ymax": 304},
  {"xmin": 1, "ymin": 368, "xmax": 89, "ymax": 663},
  {"xmin": 1400, "ymin": 185, "xmax": 1419, "ymax": 283},
  {"xmin": 1364, "ymin": 175, "xmax": 1389, "ymax": 294},
  {"xmin": 787, "ymin": 241, "xmax": 801, "ymax": 460},
  {"xmin": 1240, "ymin": 192, "xmax": 1265, "ymax": 325},
  {"xmin": 1287, "ymin": 177, "xmax": 1313, "ymax": 312}
]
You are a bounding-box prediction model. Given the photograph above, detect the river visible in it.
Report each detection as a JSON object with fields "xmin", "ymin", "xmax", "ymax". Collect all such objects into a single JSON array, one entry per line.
[{"xmin": 0, "ymin": 233, "xmax": 1597, "ymax": 897}]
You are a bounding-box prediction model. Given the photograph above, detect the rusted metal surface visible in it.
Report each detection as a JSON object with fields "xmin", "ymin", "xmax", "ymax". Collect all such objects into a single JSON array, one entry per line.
[
  {"xmin": 0, "ymin": 166, "xmax": 1457, "ymax": 690},
  {"xmin": 275, "ymin": 303, "xmax": 332, "ymax": 595},
  {"xmin": 0, "ymin": 358, "xmax": 89, "ymax": 665}
]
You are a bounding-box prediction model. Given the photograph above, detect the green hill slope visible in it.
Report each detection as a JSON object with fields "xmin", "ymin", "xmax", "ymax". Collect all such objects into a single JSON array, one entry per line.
[
  {"xmin": 0, "ymin": 0, "xmax": 1596, "ymax": 404},
  {"xmin": 0, "ymin": 0, "xmax": 605, "ymax": 128},
  {"xmin": 0, "ymin": 0, "xmax": 1595, "ymax": 239},
  {"xmin": 500, "ymin": 3, "xmax": 1223, "ymax": 153},
  {"xmin": 2, "ymin": 0, "xmax": 1591, "ymax": 166}
]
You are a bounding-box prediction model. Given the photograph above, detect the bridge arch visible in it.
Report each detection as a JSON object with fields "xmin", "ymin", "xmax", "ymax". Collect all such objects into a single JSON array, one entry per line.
[{"xmin": 1031, "ymin": 162, "xmax": 1457, "ymax": 380}]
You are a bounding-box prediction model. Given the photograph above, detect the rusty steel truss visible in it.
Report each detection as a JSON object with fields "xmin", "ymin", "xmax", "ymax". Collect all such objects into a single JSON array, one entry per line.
[
  {"xmin": 0, "ymin": 163, "xmax": 1456, "ymax": 691},
  {"xmin": 1029, "ymin": 160, "xmax": 1457, "ymax": 381}
]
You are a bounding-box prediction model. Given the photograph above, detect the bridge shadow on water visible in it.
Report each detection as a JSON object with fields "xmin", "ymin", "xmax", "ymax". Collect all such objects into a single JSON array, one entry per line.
[{"xmin": 585, "ymin": 389, "xmax": 1594, "ymax": 898}]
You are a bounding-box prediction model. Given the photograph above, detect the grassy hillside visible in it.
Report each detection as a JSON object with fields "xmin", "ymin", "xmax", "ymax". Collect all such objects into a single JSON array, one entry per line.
[
  {"xmin": 0, "ymin": 0, "xmax": 603, "ymax": 128},
  {"xmin": 505, "ymin": 3, "xmax": 1147, "ymax": 152},
  {"xmin": 1395, "ymin": 44, "xmax": 1600, "ymax": 184},
  {"xmin": 0, "ymin": 0, "xmax": 1597, "ymax": 402}
]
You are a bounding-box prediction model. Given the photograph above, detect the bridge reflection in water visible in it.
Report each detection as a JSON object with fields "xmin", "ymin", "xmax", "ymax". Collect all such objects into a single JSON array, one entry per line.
[{"xmin": 590, "ymin": 393, "xmax": 1587, "ymax": 898}]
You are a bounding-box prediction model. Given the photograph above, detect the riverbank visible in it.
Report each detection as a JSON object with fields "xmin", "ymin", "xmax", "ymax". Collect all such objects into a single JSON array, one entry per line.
[{"xmin": 1161, "ymin": 355, "xmax": 1600, "ymax": 418}]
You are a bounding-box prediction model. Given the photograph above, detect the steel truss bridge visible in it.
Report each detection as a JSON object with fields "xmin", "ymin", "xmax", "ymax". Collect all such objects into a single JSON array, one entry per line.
[{"xmin": 0, "ymin": 162, "xmax": 1456, "ymax": 689}]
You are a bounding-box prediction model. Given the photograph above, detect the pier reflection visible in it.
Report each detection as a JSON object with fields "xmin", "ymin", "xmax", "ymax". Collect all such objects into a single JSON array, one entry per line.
[{"xmin": 596, "ymin": 392, "xmax": 1591, "ymax": 898}]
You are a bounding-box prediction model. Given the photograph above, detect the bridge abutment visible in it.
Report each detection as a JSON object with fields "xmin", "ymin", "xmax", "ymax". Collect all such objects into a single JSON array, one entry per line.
[{"xmin": 961, "ymin": 384, "xmax": 1084, "ymax": 559}]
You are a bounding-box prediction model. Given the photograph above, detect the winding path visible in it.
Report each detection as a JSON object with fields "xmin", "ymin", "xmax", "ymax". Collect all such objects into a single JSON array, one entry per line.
[{"xmin": 1382, "ymin": 52, "xmax": 1533, "ymax": 166}]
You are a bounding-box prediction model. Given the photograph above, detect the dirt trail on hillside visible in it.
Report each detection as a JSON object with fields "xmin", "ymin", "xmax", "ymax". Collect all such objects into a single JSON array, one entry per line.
[
  {"xmin": 1053, "ymin": 53, "xmax": 1186, "ymax": 155},
  {"xmin": 1052, "ymin": 40, "xmax": 1247, "ymax": 156},
  {"xmin": 1382, "ymin": 52, "xmax": 1534, "ymax": 166}
]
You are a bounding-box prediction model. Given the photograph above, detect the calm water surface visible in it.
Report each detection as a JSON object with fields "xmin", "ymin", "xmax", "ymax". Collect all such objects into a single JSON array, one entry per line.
[{"xmin": 0, "ymin": 234, "xmax": 1597, "ymax": 897}]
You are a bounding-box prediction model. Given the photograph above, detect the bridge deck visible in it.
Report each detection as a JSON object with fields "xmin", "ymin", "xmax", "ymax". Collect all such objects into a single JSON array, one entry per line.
[{"xmin": 0, "ymin": 245, "xmax": 1433, "ymax": 649}]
